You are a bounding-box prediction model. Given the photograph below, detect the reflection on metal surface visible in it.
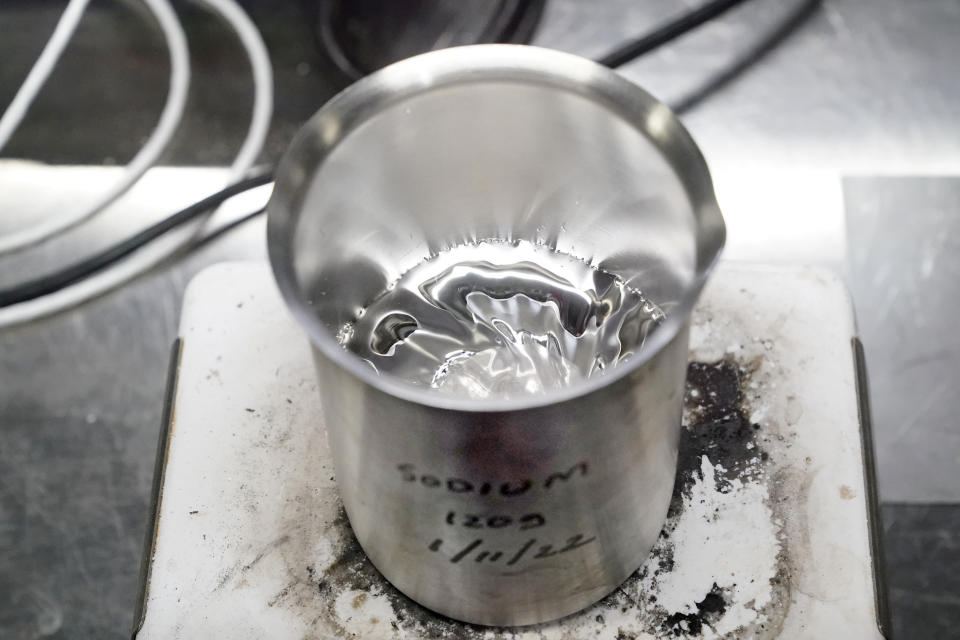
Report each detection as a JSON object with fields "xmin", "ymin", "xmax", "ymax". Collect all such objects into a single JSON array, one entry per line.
[
  {"xmin": 712, "ymin": 168, "xmax": 846, "ymax": 269},
  {"xmin": 538, "ymin": 0, "xmax": 960, "ymax": 171},
  {"xmin": 269, "ymin": 45, "xmax": 725, "ymax": 412},
  {"xmin": 845, "ymin": 177, "xmax": 960, "ymax": 502}
]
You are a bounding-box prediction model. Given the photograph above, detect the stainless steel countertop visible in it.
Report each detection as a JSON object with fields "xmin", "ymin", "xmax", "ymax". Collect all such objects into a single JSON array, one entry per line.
[{"xmin": 1, "ymin": 0, "xmax": 958, "ymax": 638}]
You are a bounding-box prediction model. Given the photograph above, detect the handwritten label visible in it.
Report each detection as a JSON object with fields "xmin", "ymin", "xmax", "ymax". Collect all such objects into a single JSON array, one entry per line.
[
  {"xmin": 445, "ymin": 511, "xmax": 546, "ymax": 530},
  {"xmin": 397, "ymin": 461, "xmax": 597, "ymax": 570},
  {"xmin": 428, "ymin": 534, "xmax": 597, "ymax": 566},
  {"xmin": 396, "ymin": 462, "xmax": 589, "ymax": 497}
]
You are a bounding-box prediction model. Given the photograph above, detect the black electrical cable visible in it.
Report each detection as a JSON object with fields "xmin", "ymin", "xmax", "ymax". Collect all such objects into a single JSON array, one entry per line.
[
  {"xmin": 0, "ymin": 168, "xmax": 274, "ymax": 307},
  {"xmin": 185, "ymin": 205, "xmax": 266, "ymax": 253},
  {"xmin": 669, "ymin": 0, "xmax": 821, "ymax": 114},
  {"xmin": 596, "ymin": 0, "xmax": 753, "ymax": 69}
]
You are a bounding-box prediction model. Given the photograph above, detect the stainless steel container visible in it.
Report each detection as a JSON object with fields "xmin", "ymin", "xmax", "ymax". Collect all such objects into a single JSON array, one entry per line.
[{"xmin": 268, "ymin": 45, "xmax": 724, "ymax": 626}]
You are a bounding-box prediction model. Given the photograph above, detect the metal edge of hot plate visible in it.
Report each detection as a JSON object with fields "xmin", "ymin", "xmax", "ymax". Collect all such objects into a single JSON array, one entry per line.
[
  {"xmin": 853, "ymin": 336, "xmax": 892, "ymax": 639},
  {"xmin": 131, "ymin": 339, "xmax": 183, "ymax": 639}
]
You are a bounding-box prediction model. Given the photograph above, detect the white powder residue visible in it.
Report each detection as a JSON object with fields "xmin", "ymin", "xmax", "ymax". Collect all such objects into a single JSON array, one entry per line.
[
  {"xmin": 514, "ymin": 626, "xmax": 567, "ymax": 640},
  {"xmin": 644, "ymin": 455, "xmax": 780, "ymax": 638},
  {"xmin": 333, "ymin": 588, "xmax": 402, "ymax": 637},
  {"xmin": 688, "ymin": 319, "xmax": 713, "ymax": 352},
  {"xmin": 311, "ymin": 535, "xmax": 336, "ymax": 575}
]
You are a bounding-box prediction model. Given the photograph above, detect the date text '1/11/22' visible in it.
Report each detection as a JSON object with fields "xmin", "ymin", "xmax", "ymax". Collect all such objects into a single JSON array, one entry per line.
[{"xmin": 429, "ymin": 534, "xmax": 597, "ymax": 567}]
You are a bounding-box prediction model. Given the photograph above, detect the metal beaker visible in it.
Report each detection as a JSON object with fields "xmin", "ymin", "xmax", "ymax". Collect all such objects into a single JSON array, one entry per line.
[{"xmin": 268, "ymin": 45, "xmax": 724, "ymax": 626}]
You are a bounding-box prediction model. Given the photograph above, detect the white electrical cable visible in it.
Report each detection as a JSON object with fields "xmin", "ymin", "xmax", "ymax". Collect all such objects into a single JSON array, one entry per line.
[
  {"xmin": 0, "ymin": 0, "xmax": 274, "ymax": 328},
  {"xmin": 202, "ymin": 0, "xmax": 273, "ymax": 180},
  {"xmin": 0, "ymin": 0, "xmax": 91, "ymax": 153},
  {"xmin": 0, "ymin": 0, "xmax": 190, "ymax": 256}
]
